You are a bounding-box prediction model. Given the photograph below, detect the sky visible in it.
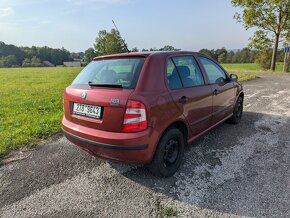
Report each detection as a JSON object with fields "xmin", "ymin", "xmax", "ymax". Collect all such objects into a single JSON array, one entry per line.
[{"xmin": 0, "ymin": 0, "xmax": 255, "ymax": 52}]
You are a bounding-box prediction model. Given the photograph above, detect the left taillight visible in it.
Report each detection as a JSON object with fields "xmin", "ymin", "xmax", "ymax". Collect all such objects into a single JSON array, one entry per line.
[{"xmin": 122, "ymin": 100, "xmax": 147, "ymax": 133}]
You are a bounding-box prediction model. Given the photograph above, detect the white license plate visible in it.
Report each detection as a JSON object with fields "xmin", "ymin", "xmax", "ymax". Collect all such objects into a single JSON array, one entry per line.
[{"xmin": 73, "ymin": 103, "xmax": 102, "ymax": 119}]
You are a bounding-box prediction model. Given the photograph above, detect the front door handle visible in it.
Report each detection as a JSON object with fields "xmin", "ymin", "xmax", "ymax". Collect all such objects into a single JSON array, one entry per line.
[
  {"xmin": 179, "ymin": 96, "xmax": 188, "ymax": 104},
  {"xmin": 213, "ymin": 89, "xmax": 219, "ymax": 95}
]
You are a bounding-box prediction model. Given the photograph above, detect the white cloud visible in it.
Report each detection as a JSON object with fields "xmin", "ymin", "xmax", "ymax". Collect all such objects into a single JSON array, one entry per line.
[{"xmin": 0, "ymin": 7, "xmax": 14, "ymax": 17}]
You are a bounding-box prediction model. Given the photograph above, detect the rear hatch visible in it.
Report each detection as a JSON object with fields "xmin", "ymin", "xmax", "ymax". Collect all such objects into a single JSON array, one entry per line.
[{"xmin": 63, "ymin": 57, "xmax": 145, "ymax": 132}]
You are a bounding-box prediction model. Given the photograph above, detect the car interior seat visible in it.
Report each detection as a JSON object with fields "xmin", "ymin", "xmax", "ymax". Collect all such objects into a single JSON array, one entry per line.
[{"xmin": 100, "ymin": 69, "xmax": 117, "ymax": 84}]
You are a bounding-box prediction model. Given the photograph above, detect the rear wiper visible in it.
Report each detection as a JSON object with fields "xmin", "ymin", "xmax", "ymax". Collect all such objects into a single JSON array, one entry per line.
[{"xmin": 88, "ymin": 82, "xmax": 123, "ymax": 88}]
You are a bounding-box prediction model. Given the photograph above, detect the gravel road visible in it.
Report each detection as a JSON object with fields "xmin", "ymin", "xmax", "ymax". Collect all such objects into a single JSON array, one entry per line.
[{"xmin": 0, "ymin": 75, "xmax": 290, "ymax": 218}]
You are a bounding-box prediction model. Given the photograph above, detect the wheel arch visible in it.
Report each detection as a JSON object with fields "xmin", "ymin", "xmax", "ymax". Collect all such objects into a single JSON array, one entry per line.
[
  {"xmin": 157, "ymin": 120, "xmax": 189, "ymax": 149},
  {"xmin": 238, "ymin": 91, "xmax": 244, "ymax": 101}
]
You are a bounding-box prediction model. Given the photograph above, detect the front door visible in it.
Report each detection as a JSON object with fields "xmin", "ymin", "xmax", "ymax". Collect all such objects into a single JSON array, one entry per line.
[{"xmin": 198, "ymin": 56, "xmax": 236, "ymax": 124}]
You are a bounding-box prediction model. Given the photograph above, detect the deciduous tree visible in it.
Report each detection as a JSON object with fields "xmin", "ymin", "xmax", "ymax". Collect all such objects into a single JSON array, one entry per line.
[
  {"xmin": 94, "ymin": 29, "xmax": 128, "ymax": 56},
  {"xmin": 232, "ymin": 0, "xmax": 290, "ymax": 71},
  {"xmin": 84, "ymin": 48, "xmax": 96, "ymax": 63}
]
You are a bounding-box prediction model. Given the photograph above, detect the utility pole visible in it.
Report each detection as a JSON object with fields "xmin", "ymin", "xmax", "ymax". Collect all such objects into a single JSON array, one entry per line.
[{"xmin": 283, "ymin": 46, "xmax": 290, "ymax": 73}]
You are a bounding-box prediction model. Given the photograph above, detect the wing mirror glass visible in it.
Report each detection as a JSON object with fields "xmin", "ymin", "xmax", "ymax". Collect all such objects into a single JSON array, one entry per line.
[{"xmin": 230, "ymin": 74, "xmax": 238, "ymax": 82}]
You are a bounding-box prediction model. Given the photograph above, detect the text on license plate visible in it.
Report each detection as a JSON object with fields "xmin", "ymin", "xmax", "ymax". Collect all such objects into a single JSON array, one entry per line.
[{"xmin": 73, "ymin": 103, "xmax": 102, "ymax": 119}]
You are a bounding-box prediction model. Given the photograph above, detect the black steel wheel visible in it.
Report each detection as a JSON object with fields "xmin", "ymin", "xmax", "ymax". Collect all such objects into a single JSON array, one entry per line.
[
  {"xmin": 228, "ymin": 96, "xmax": 243, "ymax": 124},
  {"xmin": 147, "ymin": 128, "xmax": 185, "ymax": 177}
]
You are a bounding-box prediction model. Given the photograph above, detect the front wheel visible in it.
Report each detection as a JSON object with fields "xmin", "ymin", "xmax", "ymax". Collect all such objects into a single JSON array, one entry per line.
[
  {"xmin": 228, "ymin": 96, "xmax": 243, "ymax": 124},
  {"xmin": 147, "ymin": 128, "xmax": 185, "ymax": 177}
]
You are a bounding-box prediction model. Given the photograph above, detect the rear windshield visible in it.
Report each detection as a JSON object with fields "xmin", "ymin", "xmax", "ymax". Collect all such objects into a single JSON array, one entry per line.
[{"xmin": 72, "ymin": 58, "xmax": 145, "ymax": 89}]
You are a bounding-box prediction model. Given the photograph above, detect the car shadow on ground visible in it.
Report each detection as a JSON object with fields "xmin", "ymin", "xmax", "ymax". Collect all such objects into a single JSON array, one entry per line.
[{"xmin": 111, "ymin": 111, "xmax": 289, "ymax": 217}]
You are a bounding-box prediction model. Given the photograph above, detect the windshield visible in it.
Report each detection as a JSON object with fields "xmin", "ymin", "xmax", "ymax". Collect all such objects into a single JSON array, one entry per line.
[{"xmin": 72, "ymin": 58, "xmax": 145, "ymax": 89}]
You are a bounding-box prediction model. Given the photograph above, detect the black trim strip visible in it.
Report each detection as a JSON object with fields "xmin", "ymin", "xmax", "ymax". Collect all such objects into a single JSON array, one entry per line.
[{"xmin": 62, "ymin": 128, "xmax": 148, "ymax": 150}]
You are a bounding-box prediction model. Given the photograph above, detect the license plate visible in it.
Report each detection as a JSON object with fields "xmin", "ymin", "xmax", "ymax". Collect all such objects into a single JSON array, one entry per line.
[{"xmin": 73, "ymin": 103, "xmax": 102, "ymax": 119}]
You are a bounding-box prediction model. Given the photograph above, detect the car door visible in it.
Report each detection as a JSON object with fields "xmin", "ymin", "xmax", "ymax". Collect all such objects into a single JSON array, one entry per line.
[
  {"xmin": 166, "ymin": 55, "xmax": 213, "ymax": 136},
  {"xmin": 198, "ymin": 56, "xmax": 236, "ymax": 124}
]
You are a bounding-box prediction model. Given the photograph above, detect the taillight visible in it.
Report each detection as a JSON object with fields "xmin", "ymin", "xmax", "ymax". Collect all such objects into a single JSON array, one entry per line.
[{"xmin": 122, "ymin": 100, "xmax": 147, "ymax": 132}]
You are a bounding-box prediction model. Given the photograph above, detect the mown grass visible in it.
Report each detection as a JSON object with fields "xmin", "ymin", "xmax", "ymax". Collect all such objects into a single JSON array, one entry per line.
[
  {"xmin": 235, "ymin": 73, "xmax": 257, "ymax": 81},
  {"xmin": 222, "ymin": 62, "xmax": 284, "ymax": 73},
  {"xmin": 0, "ymin": 64, "xmax": 263, "ymax": 157},
  {"xmin": 0, "ymin": 67, "xmax": 81, "ymax": 157}
]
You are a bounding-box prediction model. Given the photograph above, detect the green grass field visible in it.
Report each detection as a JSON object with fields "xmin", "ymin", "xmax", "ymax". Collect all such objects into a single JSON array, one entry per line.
[
  {"xmin": 0, "ymin": 64, "xmax": 274, "ymax": 157},
  {"xmin": 0, "ymin": 67, "xmax": 81, "ymax": 157},
  {"xmin": 222, "ymin": 62, "xmax": 284, "ymax": 73}
]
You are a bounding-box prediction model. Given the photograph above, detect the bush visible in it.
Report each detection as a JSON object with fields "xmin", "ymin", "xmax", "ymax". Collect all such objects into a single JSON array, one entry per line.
[{"xmin": 255, "ymin": 49, "xmax": 272, "ymax": 70}]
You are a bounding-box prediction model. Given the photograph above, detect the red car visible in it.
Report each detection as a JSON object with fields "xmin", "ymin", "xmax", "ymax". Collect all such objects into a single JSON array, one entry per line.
[{"xmin": 62, "ymin": 51, "xmax": 243, "ymax": 177}]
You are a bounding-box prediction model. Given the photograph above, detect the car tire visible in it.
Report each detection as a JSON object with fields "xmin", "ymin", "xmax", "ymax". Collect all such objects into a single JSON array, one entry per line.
[
  {"xmin": 147, "ymin": 128, "xmax": 185, "ymax": 177},
  {"xmin": 228, "ymin": 96, "xmax": 243, "ymax": 124}
]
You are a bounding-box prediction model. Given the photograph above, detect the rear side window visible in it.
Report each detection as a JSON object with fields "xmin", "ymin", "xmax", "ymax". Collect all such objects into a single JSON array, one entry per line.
[
  {"xmin": 166, "ymin": 59, "xmax": 183, "ymax": 89},
  {"xmin": 200, "ymin": 57, "xmax": 227, "ymax": 84},
  {"xmin": 167, "ymin": 56, "xmax": 204, "ymax": 89},
  {"xmin": 72, "ymin": 58, "xmax": 145, "ymax": 89}
]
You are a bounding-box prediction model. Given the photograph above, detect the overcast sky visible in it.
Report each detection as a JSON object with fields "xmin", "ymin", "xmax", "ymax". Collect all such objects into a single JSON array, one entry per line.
[{"xmin": 0, "ymin": 0, "xmax": 255, "ymax": 52}]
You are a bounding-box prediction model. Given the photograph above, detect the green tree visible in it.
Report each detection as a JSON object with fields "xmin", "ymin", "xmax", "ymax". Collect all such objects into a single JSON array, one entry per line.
[
  {"xmin": 22, "ymin": 58, "xmax": 31, "ymax": 67},
  {"xmin": 4, "ymin": 55, "xmax": 18, "ymax": 67},
  {"xmin": 216, "ymin": 48, "xmax": 228, "ymax": 63},
  {"xmin": 94, "ymin": 29, "xmax": 128, "ymax": 56},
  {"xmin": 199, "ymin": 49, "xmax": 215, "ymax": 59},
  {"xmin": 84, "ymin": 48, "xmax": 96, "ymax": 63},
  {"xmin": 232, "ymin": 0, "xmax": 290, "ymax": 71},
  {"xmin": 131, "ymin": 47, "xmax": 139, "ymax": 52},
  {"xmin": 226, "ymin": 51, "xmax": 235, "ymax": 63},
  {"xmin": 159, "ymin": 45, "xmax": 180, "ymax": 51},
  {"xmin": 31, "ymin": 56, "xmax": 42, "ymax": 67}
]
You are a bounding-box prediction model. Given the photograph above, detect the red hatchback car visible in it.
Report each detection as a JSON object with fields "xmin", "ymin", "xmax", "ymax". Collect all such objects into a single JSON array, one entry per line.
[{"xmin": 62, "ymin": 51, "xmax": 243, "ymax": 177}]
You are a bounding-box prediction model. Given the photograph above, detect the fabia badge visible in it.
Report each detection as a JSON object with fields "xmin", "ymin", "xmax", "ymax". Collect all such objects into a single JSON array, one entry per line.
[{"xmin": 81, "ymin": 92, "xmax": 87, "ymax": 100}]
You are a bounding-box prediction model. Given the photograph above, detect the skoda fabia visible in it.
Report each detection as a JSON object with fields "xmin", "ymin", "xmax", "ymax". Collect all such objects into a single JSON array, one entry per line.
[{"xmin": 62, "ymin": 51, "xmax": 244, "ymax": 177}]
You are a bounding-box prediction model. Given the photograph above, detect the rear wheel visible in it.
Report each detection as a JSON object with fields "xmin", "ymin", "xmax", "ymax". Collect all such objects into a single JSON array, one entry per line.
[
  {"xmin": 147, "ymin": 128, "xmax": 185, "ymax": 177},
  {"xmin": 228, "ymin": 96, "xmax": 243, "ymax": 124}
]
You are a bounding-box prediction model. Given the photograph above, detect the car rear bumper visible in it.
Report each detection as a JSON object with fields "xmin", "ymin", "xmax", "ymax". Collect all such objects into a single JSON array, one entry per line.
[{"xmin": 62, "ymin": 116, "xmax": 158, "ymax": 164}]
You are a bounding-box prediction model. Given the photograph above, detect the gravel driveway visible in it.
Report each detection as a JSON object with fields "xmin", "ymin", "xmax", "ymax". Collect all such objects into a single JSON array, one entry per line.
[{"xmin": 1, "ymin": 74, "xmax": 290, "ymax": 218}]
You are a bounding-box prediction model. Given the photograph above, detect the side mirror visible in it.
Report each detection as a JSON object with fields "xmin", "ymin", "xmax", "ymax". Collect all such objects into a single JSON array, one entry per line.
[{"xmin": 230, "ymin": 74, "xmax": 238, "ymax": 82}]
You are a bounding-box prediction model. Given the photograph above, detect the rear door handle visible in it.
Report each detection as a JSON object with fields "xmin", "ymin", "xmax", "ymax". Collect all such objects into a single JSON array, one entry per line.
[{"xmin": 178, "ymin": 96, "xmax": 188, "ymax": 104}]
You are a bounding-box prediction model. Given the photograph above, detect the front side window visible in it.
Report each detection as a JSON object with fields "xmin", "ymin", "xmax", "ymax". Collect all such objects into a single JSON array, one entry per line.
[
  {"xmin": 167, "ymin": 56, "xmax": 204, "ymax": 89},
  {"xmin": 72, "ymin": 58, "xmax": 145, "ymax": 89},
  {"xmin": 200, "ymin": 57, "xmax": 227, "ymax": 84}
]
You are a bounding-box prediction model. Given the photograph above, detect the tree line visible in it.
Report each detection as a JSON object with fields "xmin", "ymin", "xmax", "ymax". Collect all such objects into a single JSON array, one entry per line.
[
  {"xmin": 0, "ymin": 41, "xmax": 72, "ymax": 68},
  {"xmin": 83, "ymin": 28, "xmax": 287, "ymax": 70},
  {"xmin": 198, "ymin": 47, "xmax": 285, "ymax": 69}
]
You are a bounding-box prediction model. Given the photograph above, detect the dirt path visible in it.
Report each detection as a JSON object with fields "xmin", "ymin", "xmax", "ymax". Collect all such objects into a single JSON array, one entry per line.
[{"xmin": 1, "ymin": 75, "xmax": 290, "ymax": 218}]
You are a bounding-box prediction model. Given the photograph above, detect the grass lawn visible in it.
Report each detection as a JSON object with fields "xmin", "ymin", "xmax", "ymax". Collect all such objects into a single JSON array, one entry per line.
[
  {"xmin": 0, "ymin": 67, "xmax": 81, "ymax": 157},
  {"xmin": 222, "ymin": 62, "xmax": 284, "ymax": 73},
  {"xmin": 0, "ymin": 65, "xmax": 264, "ymax": 157}
]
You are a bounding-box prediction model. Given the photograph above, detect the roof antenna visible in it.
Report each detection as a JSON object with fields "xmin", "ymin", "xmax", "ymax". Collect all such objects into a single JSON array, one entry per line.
[{"xmin": 112, "ymin": 20, "xmax": 130, "ymax": 53}]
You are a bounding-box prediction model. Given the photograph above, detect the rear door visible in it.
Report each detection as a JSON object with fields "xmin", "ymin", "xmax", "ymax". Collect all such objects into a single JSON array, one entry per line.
[
  {"xmin": 166, "ymin": 55, "xmax": 213, "ymax": 136},
  {"xmin": 198, "ymin": 56, "xmax": 236, "ymax": 124}
]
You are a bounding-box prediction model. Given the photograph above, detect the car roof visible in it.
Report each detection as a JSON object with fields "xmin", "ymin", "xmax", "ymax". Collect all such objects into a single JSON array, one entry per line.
[{"xmin": 93, "ymin": 51, "xmax": 200, "ymax": 60}]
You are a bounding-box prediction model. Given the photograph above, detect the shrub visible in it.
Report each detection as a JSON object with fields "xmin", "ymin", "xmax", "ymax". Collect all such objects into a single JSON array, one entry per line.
[{"xmin": 255, "ymin": 49, "xmax": 272, "ymax": 70}]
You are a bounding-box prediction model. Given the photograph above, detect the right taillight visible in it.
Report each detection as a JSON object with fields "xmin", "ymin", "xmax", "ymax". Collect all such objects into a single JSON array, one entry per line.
[{"xmin": 122, "ymin": 100, "xmax": 147, "ymax": 133}]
